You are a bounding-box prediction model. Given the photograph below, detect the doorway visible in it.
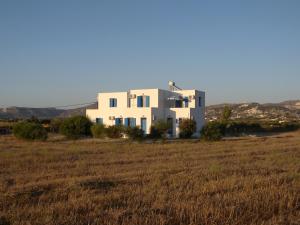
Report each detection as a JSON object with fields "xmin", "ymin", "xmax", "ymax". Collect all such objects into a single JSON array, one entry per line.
[
  {"xmin": 141, "ymin": 118, "xmax": 147, "ymax": 134},
  {"xmin": 167, "ymin": 117, "xmax": 173, "ymax": 137}
]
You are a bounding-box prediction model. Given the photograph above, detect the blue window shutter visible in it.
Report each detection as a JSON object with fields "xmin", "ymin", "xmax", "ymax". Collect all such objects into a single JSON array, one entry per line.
[
  {"xmin": 114, "ymin": 98, "xmax": 117, "ymax": 107},
  {"xmin": 145, "ymin": 96, "xmax": 150, "ymax": 107},
  {"xmin": 141, "ymin": 118, "xmax": 147, "ymax": 133},
  {"xmin": 131, "ymin": 118, "xmax": 136, "ymax": 127},
  {"xmin": 137, "ymin": 96, "xmax": 143, "ymax": 107},
  {"xmin": 109, "ymin": 98, "xmax": 113, "ymax": 107},
  {"xmin": 115, "ymin": 118, "xmax": 120, "ymax": 125},
  {"xmin": 175, "ymin": 100, "xmax": 182, "ymax": 108},
  {"xmin": 124, "ymin": 118, "xmax": 129, "ymax": 127},
  {"xmin": 184, "ymin": 99, "xmax": 188, "ymax": 108}
]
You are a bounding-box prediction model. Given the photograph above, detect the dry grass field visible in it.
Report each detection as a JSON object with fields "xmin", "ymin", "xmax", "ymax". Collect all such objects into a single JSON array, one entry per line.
[{"xmin": 0, "ymin": 132, "xmax": 299, "ymax": 225}]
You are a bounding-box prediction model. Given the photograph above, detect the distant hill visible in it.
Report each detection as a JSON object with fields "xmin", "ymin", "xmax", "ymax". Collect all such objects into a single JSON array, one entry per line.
[
  {"xmin": 278, "ymin": 100, "xmax": 300, "ymax": 110},
  {"xmin": 0, "ymin": 107, "xmax": 65, "ymax": 119},
  {"xmin": 1, "ymin": 100, "xmax": 299, "ymax": 122},
  {"xmin": 0, "ymin": 103, "xmax": 98, "ymax": 120},
  {"xmin": 58, "ymin": 103, "xmax": 98, "ymax": 118},
  {"xmin": 206, "ymin": 100, "xmax": 300, "ymax": 122}
]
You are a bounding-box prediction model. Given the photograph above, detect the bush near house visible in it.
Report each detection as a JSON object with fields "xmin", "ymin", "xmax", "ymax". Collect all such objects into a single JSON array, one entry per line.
[
  {"xmin": 59, "ymin": 116, "xmax": 92, "ymax": 139},
  {"xmin": 91, "ymin": 124, "xmax": 106, "ymax": 139},
  {"xmin": 200, "ymin": 122, "xmax": 223, "ymax": 141},
  {"xmin": 149, "ymin": 120, "xmax": 170, "ymax": 139},
  {"xmin": 50, "ymin": 118, "xmax": 65, "ymax": 133},
  {"xmin": 105, "ymin": 125, "xmax": 124, "ymax": 138},
  {"xmin": 13, "ymin": 121, "xmax": 48, "ymax": 141},
  {"xmin": 179, "ymin": 119, "xmax": 196, "ymax": 138},
  {"xmin": 224, "ymin": 122, "xmax": 262, "ymax": 136},
  {"xmin": 124, "ymin": 126, "xmax": 144, "ymax": 140}
]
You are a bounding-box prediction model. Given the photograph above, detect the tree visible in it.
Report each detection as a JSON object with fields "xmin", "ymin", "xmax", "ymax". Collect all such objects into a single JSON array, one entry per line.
[
  {"xmin": 149, "ymin": 120, "xmax": 170, "ymax": 139},
  {"xmin": 105, "ymin": 125, "xmax": 124, "ymax": 138},
  {"xmin": 200, "ymin": 122, "xmax": 223, "ymax": 141},
  {"xmin": 91, "ymin": 124, "xmax": 106, "ymax": 138},
  {"xmin": 50, "ymin": 118, "xmax": 64, "ymax": 133},
  {"xmin": 13, "ymin": 121, "xmax": 48, "ymax": 141},
  {"xmin": 59, "ymin": 116, "xmax": 92, "ymax": 139},
  {"xmin": 179, "ymin": 119, "xmax": 196, "ymax": 138},
  {"xmin": 124, "ymin": 126, "xmax": 144, "ymax": 140},
  {"xmin": 221, "ymin": 106, "xmax": 232, "ymax": 122}
]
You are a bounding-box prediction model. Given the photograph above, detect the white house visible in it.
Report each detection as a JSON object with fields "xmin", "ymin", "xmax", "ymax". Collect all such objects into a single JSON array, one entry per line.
[{"xmin": 86, "ymin": 82, "xmax": 205, "ymax": 137}]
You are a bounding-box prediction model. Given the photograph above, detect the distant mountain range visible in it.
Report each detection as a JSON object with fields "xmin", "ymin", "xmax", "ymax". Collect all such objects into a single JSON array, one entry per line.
[
  {"xmin": 0, "ymin": 103, "xmax": 97, "ymax": 120},
  {"xmin": 1, "ymin": 101, "xmax": 299, "ymax": 122},
  {"xmin": 0, "ymin": 107, "xmax": 65, "ymax": 119},
  {"xmin": 206, "ymin": 100, "xmax": 300, "ymax": 122}
]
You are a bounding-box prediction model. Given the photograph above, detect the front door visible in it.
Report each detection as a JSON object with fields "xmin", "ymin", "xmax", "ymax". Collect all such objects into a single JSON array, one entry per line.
[{"xmin": 141, "ymin": 118, "xmax": 147, "ymax": 134}]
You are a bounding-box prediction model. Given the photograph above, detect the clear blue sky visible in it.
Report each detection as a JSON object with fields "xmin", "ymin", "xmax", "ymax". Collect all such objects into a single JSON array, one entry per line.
[{"xmin": 1, "ymin": 0, "xmax": 299, "ymax": 107}]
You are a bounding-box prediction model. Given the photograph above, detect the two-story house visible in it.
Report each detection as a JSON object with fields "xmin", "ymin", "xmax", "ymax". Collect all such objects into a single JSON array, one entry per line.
[{"xmin": 86, "ymin": 82, "xmax": 205, "ymax": 137}]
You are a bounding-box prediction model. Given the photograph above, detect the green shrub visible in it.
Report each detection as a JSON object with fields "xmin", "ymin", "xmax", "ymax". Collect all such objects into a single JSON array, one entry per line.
[
  {"xmin": 149, "ymin": 120, "xmax": 170, "ymax": 139},
  {"xmin": 13, "ymin": 122, "xmax": 48, "ymax": 141},
  {"xmin": 105, "ymin": 125, "xmax": 124, "ymax": 138},
  {"xmin": 225, "ymin": 122, "xmax": 262, "ymax": 136},
  {"xmin": 262, "ymin": 122, "xmax": 300, "ymax": 133},
  {"xmin": 124, "ymin": 126, "xmax": 144, "ymax": 140},
  {"xmin": 179, "ymin": 119, "xmax": 196, "ymax": 138},
  {"xmin": 201, "ymin": 121, "xmax": 300, "ymax": 139},
  {"xmin": 91, "ymin": 124, "xmax": 106, "ymax": 138},
  {"xmin": 221, "ymin": 106, "xmax": 232, "ymax": 122},
  {"xmin": 26, "ymin": 116, "xmax": 40, "ymax": 123},
  {"xmin": 59, "ymin": 116, "xmax": 92, "ymax": 139},
  {"xmin": 200, "ymin": 122, "xmax": 223, "ymax": 141},
  {"xmin": 50, "ymin": 118, "xmax": 65, "ymax": 133}
]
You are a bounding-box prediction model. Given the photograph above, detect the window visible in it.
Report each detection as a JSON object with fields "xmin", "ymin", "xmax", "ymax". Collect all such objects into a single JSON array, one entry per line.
[
  {"xmin": 175, "ymin": 100, "xmax": 182, "ymax": 108},
  {"xmin": 137, "ymin": 96, "xmax": 150, "ymax": 107},
  {"xmin": 198, "ymin": 97, "xmax": 202, "ymax": 107},
  {"xmin": 179, "ymin": 118, "xmax": 183, "ymax": 124},
  {"xmin": 176, "ymin": 118, "xmax": 182, "ymax": 127},
  {"xmin": 184, "ymin": 98, "xmax": 189, "ymax": 108},
  {"xmin": 176, "ymin": 118, "xmax": 183, "ymax": 124},
  {"xmin": 109, "ymin": 98, "xmax": 117, "ymax": 107},
  {"xmin": 124, "ymin": 118, "xmax": 136, "ymax": 127},
  {"xmin": 174, "ymin": 98, "xmax": 188, "ymax": 108},
  {"xmin": 115, "ymin": 118, "xmax": 123, "ymax": 125},
  {"xmin": 96, "ymin": 118, "xmax": 103, "ymax": 124}
]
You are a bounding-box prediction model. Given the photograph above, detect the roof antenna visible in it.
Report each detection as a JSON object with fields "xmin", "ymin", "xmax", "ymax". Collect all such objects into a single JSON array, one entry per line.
[{"xmin": 168, "ymin": 81, "xmax": 182, "ymax": 91}]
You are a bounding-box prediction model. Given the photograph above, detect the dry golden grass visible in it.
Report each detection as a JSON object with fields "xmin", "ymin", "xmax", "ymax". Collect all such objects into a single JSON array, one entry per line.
[{"xmin": 0, "ymin": 132, "xmax": 299, "ymax": 225}]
